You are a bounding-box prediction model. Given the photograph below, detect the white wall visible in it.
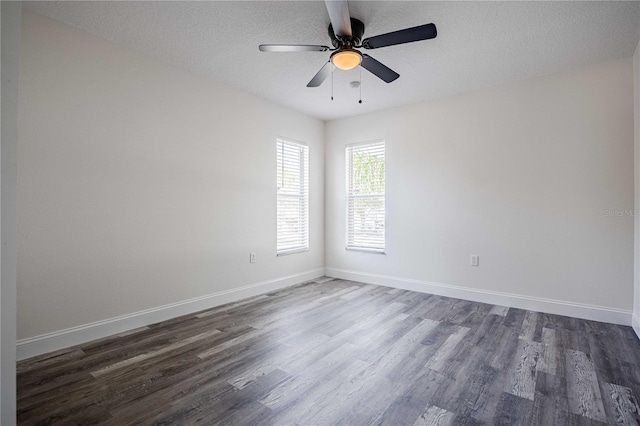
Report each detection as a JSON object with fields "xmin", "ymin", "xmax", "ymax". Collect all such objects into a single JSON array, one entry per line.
[
  {"xmin": 634, "ymin": 40, "xmax": 640, "ymax": 337},
  {"xmin": 17, "ymin": 11, "xmax": 324, "ymax": 343},
  {"xmin": 1, "ymin": 3, "xmax": 20, "ymax": 424},
  {"xmin": 326, "ymin": 58, "xmax": 635, "ymax": 322}
]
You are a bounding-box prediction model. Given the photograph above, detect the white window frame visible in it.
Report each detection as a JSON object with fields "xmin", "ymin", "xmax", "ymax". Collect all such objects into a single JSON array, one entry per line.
[
  {"xmin": 345, "ymin": 140, "xmax": 385, "ymax": 254},
  {"xmin": 276, "ymin": 137, "xmax": 309, "ymax": 256}
]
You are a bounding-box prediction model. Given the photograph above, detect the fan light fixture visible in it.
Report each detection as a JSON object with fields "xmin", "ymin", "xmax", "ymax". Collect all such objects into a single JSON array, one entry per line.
[{"xmin": 331, "ymin": 49, "xmax": 362, "ymax": 70}]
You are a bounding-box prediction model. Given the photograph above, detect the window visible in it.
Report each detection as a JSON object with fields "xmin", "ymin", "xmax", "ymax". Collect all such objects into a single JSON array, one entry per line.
[
  {"xmin": 277, "ymin": 138, "xmax": 309, "ymax": 255},
  {"xmin": 346, "ymin": 140, "xmax": 385, "ymax": 252}
]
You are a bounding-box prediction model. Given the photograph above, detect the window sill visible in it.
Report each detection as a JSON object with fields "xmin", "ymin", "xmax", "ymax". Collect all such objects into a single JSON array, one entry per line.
[
  {"xmin": 277, "ymin": 248, "xmax": 309, "ymax": 257},
  {"xmin": 346, "ymin": 247, "xmax": 386, "ymax": 255}
]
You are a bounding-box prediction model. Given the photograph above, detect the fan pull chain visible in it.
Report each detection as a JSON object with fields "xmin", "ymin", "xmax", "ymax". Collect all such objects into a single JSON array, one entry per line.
[
  {"xmin": 331, "ymin": 67, "xmax": 334, "ymax": 101},
  {"xmin": 359, "ymin": 67, "xmax": 362, "ymax": 104}
]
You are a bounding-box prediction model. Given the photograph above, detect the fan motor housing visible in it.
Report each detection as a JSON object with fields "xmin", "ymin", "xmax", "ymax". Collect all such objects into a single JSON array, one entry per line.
[{"xmin": 328, "ymin": 18, "xmax": 365, "ymax": 48}]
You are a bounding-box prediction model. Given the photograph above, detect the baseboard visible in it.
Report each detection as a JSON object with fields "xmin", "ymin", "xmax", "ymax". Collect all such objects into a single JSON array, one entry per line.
[
  {"xmin": 17, "ymin": 268, "xmax": 324, "ymax": 361},
  {"xmin": 326, "ymin": 268, "xmax": 632, "ymax": 326},
  {"xmin": 633, "ymin": 313, "xmax": 640, "ymax": 340}
]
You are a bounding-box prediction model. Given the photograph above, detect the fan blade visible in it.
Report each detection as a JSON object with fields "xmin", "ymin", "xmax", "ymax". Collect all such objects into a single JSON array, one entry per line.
[
  {"xmin": 307, "ymin": 61, "xmax": 333, "ymax": 87},
  {"xmin": 325, "ymin": 0, "xmax": 352, "ymax": 38},
  {"xmin": 362, "ymin": 23, "xmax": 437, "ymax": 49},
  {"xmin": 259, "ymin": 44, "xmax": 330, "ymax": 52},
  {"xmin": 361, "ymin": 55, "xmax": 399, "ymax": 83}
]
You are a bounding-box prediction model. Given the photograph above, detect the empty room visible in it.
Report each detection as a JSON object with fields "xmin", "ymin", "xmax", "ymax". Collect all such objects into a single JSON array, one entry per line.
[{"xmin": 2, "ymin": 0, "xmax": 640, "ymax": 424}]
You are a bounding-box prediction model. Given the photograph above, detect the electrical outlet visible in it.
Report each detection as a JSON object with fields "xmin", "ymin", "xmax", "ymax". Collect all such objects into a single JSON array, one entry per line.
[
  {"xmin": 249, "ymin": 253, "xmax": 256, "ymax": 264},
  {"xmin": 470, "ymin": 255, "xmax": 479, "ymax": 267}
]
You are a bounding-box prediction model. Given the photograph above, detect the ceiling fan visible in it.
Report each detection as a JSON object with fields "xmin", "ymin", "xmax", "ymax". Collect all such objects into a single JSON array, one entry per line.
[{"xmin": 258, "ymin": 0, "xmax": 437, "ymax": 87}]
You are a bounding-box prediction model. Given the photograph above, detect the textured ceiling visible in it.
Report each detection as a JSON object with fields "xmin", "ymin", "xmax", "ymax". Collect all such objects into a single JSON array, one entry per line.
[{"xmin": 24, "ymin": 1, "xmax": 640, "ymax": 121}]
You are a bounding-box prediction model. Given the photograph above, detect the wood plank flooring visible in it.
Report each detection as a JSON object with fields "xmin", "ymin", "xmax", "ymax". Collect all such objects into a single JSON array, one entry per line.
[{"xmin": 17, "ymin": 278, "xmax": 640, "ymax": 425}]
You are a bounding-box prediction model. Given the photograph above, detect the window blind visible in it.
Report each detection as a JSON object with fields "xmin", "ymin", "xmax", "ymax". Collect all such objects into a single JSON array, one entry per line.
[
  {"xmin": 277, "ymin": 138, "xmax": 309, "ymax": 255},
  {"xmin": 346, "ymin": 141, "xmax": 385, "ymax": 252}
]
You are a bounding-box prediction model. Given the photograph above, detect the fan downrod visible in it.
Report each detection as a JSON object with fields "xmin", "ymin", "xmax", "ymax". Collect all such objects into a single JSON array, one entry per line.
[{"xmin": 328, "ymin": 18, "xmax": 365, "ymax": 48}]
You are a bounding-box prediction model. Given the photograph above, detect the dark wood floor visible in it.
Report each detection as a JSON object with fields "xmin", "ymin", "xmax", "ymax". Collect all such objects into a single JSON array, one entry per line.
[{"xmin": 17, "ymin": 278, "xmax": 640, "ymax": 425}]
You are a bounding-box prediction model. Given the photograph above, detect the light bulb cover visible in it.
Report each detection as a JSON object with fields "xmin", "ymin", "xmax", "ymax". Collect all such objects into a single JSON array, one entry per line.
[{"xmin": 331, "ymin": 49, "xmax": 362, "ymax": 71}]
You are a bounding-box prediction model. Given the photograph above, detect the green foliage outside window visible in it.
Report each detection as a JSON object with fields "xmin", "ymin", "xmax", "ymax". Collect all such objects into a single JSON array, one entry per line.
[{"xmin": 352, "ymin": 151, "xmax": 385, "ymax": 195}]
